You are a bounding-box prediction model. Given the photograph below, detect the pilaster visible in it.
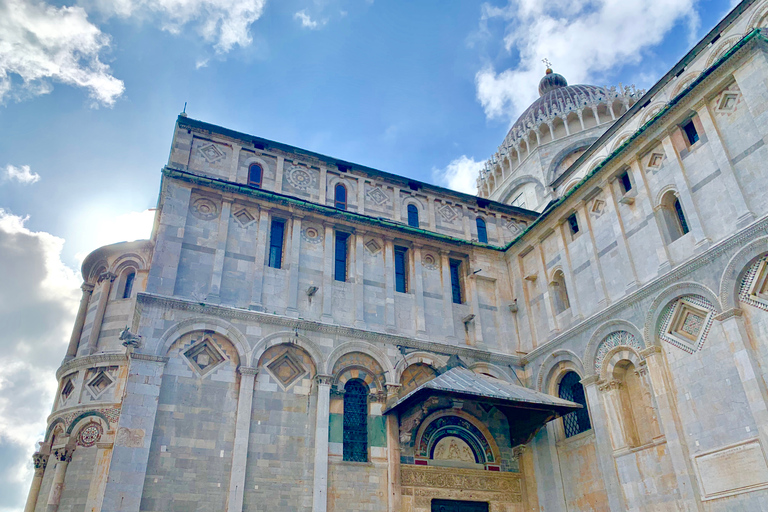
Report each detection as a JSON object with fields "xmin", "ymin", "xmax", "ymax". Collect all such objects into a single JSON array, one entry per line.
[
  {"xmin": 312, "ymin": 375, "xmax": 333, "ymax": 512},
  {"xmin": 85, "ymin": 272, "xmax": 116, "ymax": 355},
  {"xmin": 208, "ymin": 199, "xmax": 232, "ymax": 303},
  {"xmin": 227, "ymin": 367, "xmax": 258, "ymax": 512},
  {"xmin": 64, "ymin": 283, "xmax": 94, "ymax": 361},
  {"xmin": 249, "ymin": 208, "xmax": 269, "ymax": 311},
  {"xmin": 286, "ymin": 215, "xmax": 303, "ymax": 317}
]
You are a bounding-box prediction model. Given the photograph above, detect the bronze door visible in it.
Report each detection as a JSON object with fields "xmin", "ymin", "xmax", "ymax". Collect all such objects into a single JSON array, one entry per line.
[{"xmin": 431, "ymin": 499, "xmax": 489, "ymax": 512}]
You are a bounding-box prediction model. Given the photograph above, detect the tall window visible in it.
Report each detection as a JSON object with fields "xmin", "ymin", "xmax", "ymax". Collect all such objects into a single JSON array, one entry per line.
[
  {"xmin": 618, "ymin": 170, "xmax": 632, "ymax": 194},
  {"xmin": 335, "ymin": 232, "xmax": 349, "ymax": 282},
  {"xmin": 343, "ymin": 379, "xmax": 368, "ymax": 462},
  {"xmin": 248, "ymin": 163, "xmax": 263, "ymax": 188},
  {"xmin": 395, "ymin": 246, "xmax": 408, "ymax": 293},
  {"xmin": 476, "ymin": 217, "xmax": 488, "ymax": 243},
  {"xmin": 407, "ymin": 204, "xmax": 419, "ymax": 228},
  {"xmin": 449, "ymin": 259, "xmax": 462, "ymax": 304},
  {"xmin": 558, "ymin": 371, "xmax": 591, "ymax": 438},
  {"xmin": 661, "ymin": 191, "xmax": 690, "ymax": 242},
  {"xmin": 682, "ymin": 119, "xmax": 699, "ymax": 146},
  {"xmin": 551, "ymin": 270, "xmax": 570, "ymax": 314},
  {"xmin": 122, "ymin": 271, "xmax": 135, "ymax": 299},
  {"xmin": 335, "ymin": 184, "xmax": 347, "ymax": 210},
  {"xmin": 268, "ymin": 219, "xmax": 285, "ymax": 269},
  {"xmin": 567, "ymin": 213, "xmax": 580, "ymax": 235}
]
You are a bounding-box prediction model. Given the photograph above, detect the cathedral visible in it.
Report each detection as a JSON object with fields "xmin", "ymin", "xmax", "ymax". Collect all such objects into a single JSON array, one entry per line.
[{"xmin": 24, "ymin": 0, "xmax": 768, "ymax": 510}]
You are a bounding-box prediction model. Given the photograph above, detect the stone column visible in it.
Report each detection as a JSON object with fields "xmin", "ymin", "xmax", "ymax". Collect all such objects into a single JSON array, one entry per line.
[
  {"xmin": 46, "ymin": 446, "xmax": 73, "ymax": 512},
  {"xmin": 208, "ymin": 199, "xmax": 232, "ymax": 303},
  {"xmin": 357, "ymin": 176, "xmax": 366, "ymax": 215},
  {"xmin": 249, "ymin": 208, "xmax": 270, "ymax": 311},
  {"xmin": 641, "ymin": 346, "xmax": 703, "ymax": 510},
  {"xmin": 412, "ymin": 245, "xmax": 427, "ymax": 335},
  {"xmin": 85, "ymin": 441, "xmax": 113, "ymax": 512},
  {"xmin": 605, "ymin": 176, "xmax": 639, "ymax": 291},
  {"xmin": 23, "ymin": 452, "xmax": 48, "ymax": 512},
  {"xmin": 466, "ymin": 268, "xmax": 484, "ymax": 345},
  {"xmin": 439, "ymin": 250, "xmax": 456, "ymax": 340},
  {"xmin": 535, "ymin": 242, "xmax": 558, "ymax": 334},
  {"xmin": 585, "ymin": 377, "xmax": 626, "ymax": 511},
  {"xmin": 541, "ymin": 423, "xmax": 568, "ymax": 511},
  {"xmin": 556, "ymin": 221, "xmax": 583, "ymax": 319},
  {"xmin": 275, "ymin": 156, "xmax": 285, "ymax": 190},
  {"xmin": 384, "ymin": 238, "xmax": 396, "ymax": 330},
  {"xmin": 101, "ymin": 354, "xmax": 168, "ymax": 512},
  {"xmin": 286, "ymin": 215, "xmax": 303, "ymax": 317},
  {"xmin": 85, "ymin": 272, "xmax": 116, "ymax": 355},
  {"xmin": 319, "ymin": 166, "xmax": 328, "ymax": 205},
  {"xmin": 385, "ymin": 407, "xmax": 402, "ymax": 512},
  {"xmin": 227, "ymin": 367, "xmax": 258, "ymax": 512},
  {"xmin": 321, "ymin": 224, "xmax": 334, "ymax": 323},
  {"xmin": 354, "ymin": 230, "xmax": 366, "ymax": 328},
  {"xmin": 312, "ymin": 375, "xmax": 332, "ymax": 512},
  {"xmin": 579, "ymin": 203, "xmax": 610, "ymax": 307},
  {"xmin": 427, "ymin": 197, "xmax": 436, "ymax": 231},
  {"xmin": 64, "ymin": 283, "xmax": 94, "ymax": 361}
]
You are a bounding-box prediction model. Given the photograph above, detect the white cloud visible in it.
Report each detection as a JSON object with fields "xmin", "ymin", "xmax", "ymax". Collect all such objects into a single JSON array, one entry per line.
[
  {"xmin": 294, "ymin": 10, "xmax": 322, "ymax": 29},
  {"xmin": 0, "ymin": 0, "xmax": 125, "ymax": 106},
  {"xmin": 433, "ymin": 155, "xmax": 482, "ymax": 195},
  {"xmin": 3, "ymin": 165, "xmax": 41, "ymax": 185},
  {"xmin": 195, "ymin": 58, "xmax": 209, "ymax": 69},
  {"xmin": 475, "ymin": 0, "xmax": 698, "ymax": 121},
  {"xmin": 87, "ymin": 0, "xmax": 267, "ymax": 53},
  {"xmin": 0, "ymin": 210, "xmax": 80, "ymax": 509}
]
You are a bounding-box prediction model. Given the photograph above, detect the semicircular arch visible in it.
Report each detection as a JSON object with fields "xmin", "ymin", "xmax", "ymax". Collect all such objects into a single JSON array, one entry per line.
[
  {"xmin": 643, "ymin": 281, "xmax": 722, "ymax": 346},
  {"xmin": 155, "ymin": 316, "xmax": 250, "ymax": 365},
  {"xmin": 719, "ymin": 236, "xmax": 768, "ymax": 310},
  {"xmin": 251, "ymin": 331, "xmax": 325, "ymax": 374},
  {"xmin": 584, "ymin": 319, "xmax": 645, "ymax": 376}
]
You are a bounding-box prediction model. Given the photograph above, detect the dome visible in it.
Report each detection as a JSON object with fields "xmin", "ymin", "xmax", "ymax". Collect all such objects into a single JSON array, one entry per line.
[{"xmin": 503, "ymin": 70, "xmax": 609, "ymax": 148}]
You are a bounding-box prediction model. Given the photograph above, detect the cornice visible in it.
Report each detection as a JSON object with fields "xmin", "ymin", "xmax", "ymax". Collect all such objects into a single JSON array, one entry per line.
[
  {"xmin": 136, "ymin": 293, "xmax": 523, "ymax": 366},
  {"xmin": 521, "ymin": 214, "xmax": 768, "ymax": 365},
  {"xmin": 56, "ymin": 353, "xmax": 128, "ymax": 380}
]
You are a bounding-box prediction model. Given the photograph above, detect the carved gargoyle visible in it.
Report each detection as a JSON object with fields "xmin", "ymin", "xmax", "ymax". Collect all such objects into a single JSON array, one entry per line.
[{"xmin": 119, "ymin": 327, "xmax": 142, "ymax": 348}]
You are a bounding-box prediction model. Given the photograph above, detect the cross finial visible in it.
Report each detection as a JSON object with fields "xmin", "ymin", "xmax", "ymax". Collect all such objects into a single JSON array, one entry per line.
[{"xmin": 542, "ymin": 58, "xmax": 552, "ymax": 69}]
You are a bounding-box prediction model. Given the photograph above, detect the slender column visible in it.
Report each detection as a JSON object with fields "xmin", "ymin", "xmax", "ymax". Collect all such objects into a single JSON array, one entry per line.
[
  {"xmin": 439, "ymin": 250, "xmax": 456, "ymax": 340},
  {"xmin": 321, "ymin": 224, "xmax": 334, "ymax": 323},
  {"xmin": 312, "ymin": 375, "xmax": 332, "ymax": 512},
  {"xmin": 585, "ymin": 378, "xmax": 627, "ymax": 511},
  {"xmin": 64, "ymin": 283, "xmax": 94, "ymax": 361},
  {"xmin": 85, "ymin": 442, "xmax": 113, "ymax": 512},
  {"xmin": 208, "ymin": 199, "xmax": 232, "ymax": 303},
  {"xmin": 719, "ymin": 310, "xmax": 768, "ymax": 452},
  {"xmin": 46, "ymin": 446, "xmax": 73, "ymax": 512},
  {"xmin": 101, "ymin": 354, "xmax": 168, "ymax": 512},
  {"xmin": 392, "ymin": 187, "xmax": 401, "ymax": 222},
  {"xmin": 229, "ymin": 143, "xmax": 242, "ymax": 181},
  {"xmin": 542, "ymin": 423, "xmax": 567, "ymax": 511},
  {"xmin": 227, "ymin": 367, "xmax": 258, "ymax": 512},
  {"xmin": 632, "ymin": 157, "xmax": 672, "ymax": 271},
  {"xmin": 427, "ymin": 197, "xmax": 436, "ymax": 231},
  {"xmin": 275, "ymin": 156, "xmax": 285, "ymax": 190},
  {"xmin": 357, "ymin": 177, "xmax": 366, "ymax": 215},
  {"xmin": 24, "ymin": 452, "xmax": 48, "ymax": 512},
  {"xmin": 319, "ymin": 166, "xmax": 328, "ymax": 204},
  {"xmin": 286, "ymin": 215, "xmax": 303, "ymax": 317},
  {"xmin": 556, "ymin": 222, "xmax": 583, "ymax": 319},
  {"xmin": 696, "ymin": 104, "xmax": 754, "ymax": 226},
  {"xmin": 85, "ymin": 273, "xmax": 116, "ymax": 355},
  {"xmin": 412, "ymin": 245, "xmax": 427, "ymax": 335},
  {"xmin": 641, "ymin": 346, "xmax": 703, "ymax": 510},
  {"xmin": 249, "ymin": 209, "xmax": 270, "ymax": 311},
  {"xmin": 467, "ymin": 258, "xmax": 484, "ymax": 345},
  {"xmin": 661, "ymin": 135, "xmax": 709, "ymax": 249},
  {"xmin": 461, "ymin": 206, "xmax": 471, "ymax": 239},
  {"xmin": 385, "ymin": 399, "xmax": 402, "ymax": 512},
  {"xmin": 354, "ymin": 230, "xmax": 366, "ymax": 328},
  {"xmin": 579, "ymin": 203, "xmax": 610, "ymax": 307},
  {"xmin": 535, "ymin": 241, "xmax": 559, "ymax": 334},
  {"xmin": 384, "ymin": 238, "xmax": 396, "ymax": 330}
]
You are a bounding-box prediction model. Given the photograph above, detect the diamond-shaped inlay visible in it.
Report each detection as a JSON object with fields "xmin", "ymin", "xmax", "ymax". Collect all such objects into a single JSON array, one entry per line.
[
  {"xmin": 718, "ymin": 93, "xmax": 738, "ymax": 112},
  {"xmin": 506, "ymin": 220, "xmax": 525, "ymax": 235},
  {"xmin": 366, "ymin": 186, "xmax": 389, "ymax": 206},
  {"xmin": 184, "ymin": 339, "xmax": 226, "ymax": 376},
  {"xmin": 198, "ymin": 143, "xmax": 225, "ymax": 163},
  {"xmin": 365, "ymin": 239, "xmax": 381, "ymax": 255},
  {"xmin": 267, "ymin": 351, "xmax": 307, "ymax": 388},
  {"xmin": 233, "ymin": 208, "xmax": 256, "ymax": 228},
  {"xmin": 590, "ymin": 198, "xmax": 606, "ymax": 217},
  {"xmin": 86, "ymin": 370, "xmax": 114, "ymax": 399},
  {"xmin": 437, "ymin": 204, "xmax": 460, "ymax": 223},
  {"xmin": 648, "ymin": 153, "xmax": 664, "ymax": 168}
]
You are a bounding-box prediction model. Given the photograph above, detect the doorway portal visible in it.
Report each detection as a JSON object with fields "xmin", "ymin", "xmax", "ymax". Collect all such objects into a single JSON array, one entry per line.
[{"xmin": 431, "ymin": 499, "xmax": 489, "ymax": 512}]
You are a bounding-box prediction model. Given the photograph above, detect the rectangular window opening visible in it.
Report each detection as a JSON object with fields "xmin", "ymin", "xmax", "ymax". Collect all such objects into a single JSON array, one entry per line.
[
  {"xmin": 682, "ymin": 120, "xmax": 699, "ymax": 146},
  {"xmin": 619, "ymin": 171, "xmax": 632, "ymax": 194},
  {"xmin": 449, "ymin": 259, "xmax": 463, "ymax": 304},
  {"xmin": 335, "ymin": 232, "xmax": 350, "ymax": 282},
  {"xmin": 567, "ymin": 213, "xmax": 580, "ymax": 235},
  {"xmin": 268, "ymin": 219, "xmax": 285, "ymax": 269},
  {"xmin": 394, "ymin": 246, "xmax": 408, "ymax": 293}
]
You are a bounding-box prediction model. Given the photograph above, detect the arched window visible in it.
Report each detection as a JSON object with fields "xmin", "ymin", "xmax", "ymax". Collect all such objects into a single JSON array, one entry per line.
[
  {"xmin": 551, "ymin": 270, "xmax": 570, "ymax": 314},
  {"xmin": 122, "ymin": 271, "xmax": 135, "ymax": 299},
  {"xmin": 248, "ymin": 163, "xmax": 263, "ymax": 188},
  {"xmin": 407, "ymin": 204, "xmax": 419, "ymax": 228},
  {"xmin": 343, "ymin": 379, "xmax": 368, "ymax": 462},
  {"xmin": 476, "ymin": 217, "xmax": 488, "ymax": 244},
  {"xmin": 558, "ymin": 371, "xmax": 591, "ymax": 438},
  {"xmin": 605, "ymin": 359, "xmax": 660, "ymax": 449},
  {"xmin": 335, "ymin": 184, "xmax": 347, "ymax": 210},
  {"xmin": 660, "ymin": 191, "xmax": 690, "ymax": 242}
]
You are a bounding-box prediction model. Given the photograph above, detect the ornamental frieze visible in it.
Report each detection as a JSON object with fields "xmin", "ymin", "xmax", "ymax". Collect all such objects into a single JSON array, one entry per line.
[{"xmin": 400, "ymin": 465, "xmax": 522, "ymax": 498}]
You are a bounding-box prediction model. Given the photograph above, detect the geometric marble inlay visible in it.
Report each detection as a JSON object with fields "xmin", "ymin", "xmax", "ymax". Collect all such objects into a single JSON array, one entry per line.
[
  {"xmin": 658, "ymin": 295, "xmax": 716, "ymax": 353},
  {"xmin": 437, "ymin": 204, "xmax": 460, "ymax": 223},
  {"xmin": 184, "ymin": 338, "xmax": 226, "ymax": 376},
  {"xmin": 77, "ymin": 422, "xmax": 103, "ymax": 447},
  {"xmin": 86, "ymin": 370, "xmax": 115, "ymax": 399},
  {"xmin": 267, "ymin": 350, "xmax": 307, "ymax": 389},
  {"xmin": 198, "ymin": 143, "xmax": 225, "ymax": 163},
  {"xmin": 366, "ymin": 186, "xmax": 389, "ymax": 206}
]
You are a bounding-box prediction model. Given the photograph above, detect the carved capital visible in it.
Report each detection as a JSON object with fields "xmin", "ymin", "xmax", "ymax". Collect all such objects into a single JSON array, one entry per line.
[
  {"xmin": 512, "ymin": 445, "xmax": 526, "ymax": 459},
  {"xmin": 81, "ymin": 283, "xmax": 95, "ymax": 293},
  {"xmin": 238, "ymin": 366, "xmax": 259, "ymax": 376},
  {"xmin": 580, "ymin": 374, "xmax": 600, "ymax": 386},
  {"xmin": 639, "ymin": 345, "xmax": 662, "ymax": 359},
  {"xmin": 32, "ymin": 452, "xmax": 49, "ymax": 471},
  {"xmin": 53, "ymin": 447, "xmax": 73, "ymax": 463},
  {"xmin": 598, "ymin": 379, "xmax": 622, "ymax": 392},
  {"xmin": 315, "ymin": 374, "xmax": 333, "ymax": 386},
  {"xmin": 98, "ymin": 272, "xmax": 117, "ymax": 284}
]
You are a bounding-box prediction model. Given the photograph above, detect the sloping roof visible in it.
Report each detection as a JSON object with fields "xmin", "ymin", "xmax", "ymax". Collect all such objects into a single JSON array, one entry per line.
[{"xmin": 384, "ymin": 366, "xmax": 579, "ymax": 414}]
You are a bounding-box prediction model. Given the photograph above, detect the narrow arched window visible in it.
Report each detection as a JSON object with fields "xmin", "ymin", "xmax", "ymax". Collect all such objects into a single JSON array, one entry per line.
[
  {"xmin": 551, "ymin": 270, "xmax": 570, "ymax": 314},
  {"xmin": 335, "ymin": 184, "xmax": 347, "ymax": 210},
  {"xmin": 558, "ymin": 371, "xmax": 591, "ymax": 438},
  {"xmin": 476, "ymin": 217, "xmax": 488, "ymax": 244},
  {"xmin": 674, "ymin": 198, "xmax": 689, "ymax": 235},
  {"xmin": 407, "ymin": 204, "xmax": 419, "ymax": 228},
  {"xmin": 661, "ymin": 191, "xmax": 690, "ymax": 242},
  {"xmin": 248, "ymin": 163, "xmax": 263, "ymax": 188},
  {"xmin": 122, "ymin": 271, "xmax": 135, "ymax": 299},
  {"xmin": 343, "ymin": 379, "xmax": 368, "ymax": 462}
]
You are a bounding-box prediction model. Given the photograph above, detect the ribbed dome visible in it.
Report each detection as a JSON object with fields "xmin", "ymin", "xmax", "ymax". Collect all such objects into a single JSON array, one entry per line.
[{"xmin": 538, "ymin": 69, "xmax": 568, "ymax": 96}]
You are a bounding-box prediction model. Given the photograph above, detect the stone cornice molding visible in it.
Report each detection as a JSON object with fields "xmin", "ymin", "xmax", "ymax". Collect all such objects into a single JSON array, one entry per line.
[
  {"xmin": 521, "ymin": 214, "xmax": 768, "ymax": 366},
  {"xmin": 56, "ymin": 353, "xmax": 127, "ymax": 380},
  {"xmin": 136, "ymin": 293, "xmax": 522, "ymax": 366},
  {"xmin": 130, "ymin": 352, "xmax": 169, "ymax": 364}
]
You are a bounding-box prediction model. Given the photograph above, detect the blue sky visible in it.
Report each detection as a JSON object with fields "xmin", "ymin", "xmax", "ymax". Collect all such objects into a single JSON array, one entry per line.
[{"xmin": 0, "ymin": 0, "xmax": 737, "ymax": 508}]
